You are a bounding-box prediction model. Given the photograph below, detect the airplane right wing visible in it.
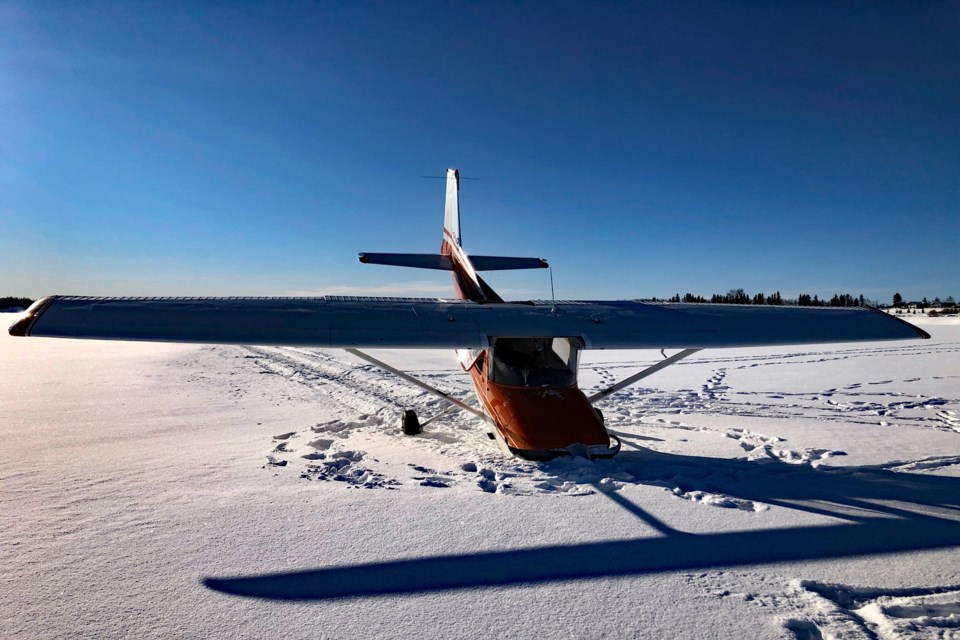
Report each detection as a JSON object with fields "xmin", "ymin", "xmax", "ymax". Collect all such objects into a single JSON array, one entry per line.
[{"xmin": 10, "ymin": 296, "xmax": 929, "ymax": 349}]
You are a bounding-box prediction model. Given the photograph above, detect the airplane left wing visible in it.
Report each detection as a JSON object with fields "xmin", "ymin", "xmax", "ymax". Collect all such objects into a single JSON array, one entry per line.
[
  {"xmin": 10, "ymin": 295, "xmax": 928, "ymax": 349},
  {"xmin": 9, "ymin": 296, "xmax": 489, "ymax": 348}
]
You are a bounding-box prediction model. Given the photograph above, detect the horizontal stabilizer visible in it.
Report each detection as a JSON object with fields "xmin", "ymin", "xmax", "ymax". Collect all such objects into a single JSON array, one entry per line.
[
  {"xmin": 359, "ymin": 253, "xmax": 548, "ymax": 271},
  {"xmin": 359, "ymin": 253, "xmax": 453, "ymax": 270},
  {"xmin": 469, "ymin": 256, "xmax": 549, "ymax": 271}
]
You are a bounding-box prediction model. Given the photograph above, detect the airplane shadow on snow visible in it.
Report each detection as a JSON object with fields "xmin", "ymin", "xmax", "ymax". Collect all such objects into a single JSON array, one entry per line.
[{"xmin": 202, "ymin": 448, "xmax": 960, "ymax": 601}]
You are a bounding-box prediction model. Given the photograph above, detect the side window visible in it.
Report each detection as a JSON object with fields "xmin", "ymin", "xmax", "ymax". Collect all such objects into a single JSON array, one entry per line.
[{"xmin": 551, "ymin": 337, "xmax": 571, "ymax": 365}]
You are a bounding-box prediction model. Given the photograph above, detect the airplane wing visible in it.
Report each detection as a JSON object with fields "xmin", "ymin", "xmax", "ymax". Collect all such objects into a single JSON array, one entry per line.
[{"xmin": 9, "ymin": 295, "xmax": 928, "ymax": 349}]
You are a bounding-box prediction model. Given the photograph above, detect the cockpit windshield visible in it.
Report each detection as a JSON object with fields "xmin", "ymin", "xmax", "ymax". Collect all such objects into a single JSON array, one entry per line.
[{"xmin": 490, "ymin": 337, "xmax": 580, "ymax": 388}]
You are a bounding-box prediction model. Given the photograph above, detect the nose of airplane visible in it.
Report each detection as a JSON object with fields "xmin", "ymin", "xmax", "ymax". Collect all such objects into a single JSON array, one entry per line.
[{"xmin": 491, "ymin": 385, "xmax": 609, "ymax": 452}]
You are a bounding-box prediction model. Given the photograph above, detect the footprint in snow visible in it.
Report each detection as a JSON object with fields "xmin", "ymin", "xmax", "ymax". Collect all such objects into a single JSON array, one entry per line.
[
  {"xmin": 304, "ymin": 450, "xmax": 399, "ymax": 489},
  {"xmin": 793, "ymin": 580, "xmax": 960, "ymax": 638},
  {"xmin": 408, "ymin": 464, "xmax": 454, "ymax": 488},
  {"xmin": 782, "ymin": 620, "xmax": 824, "ymax": 640}
]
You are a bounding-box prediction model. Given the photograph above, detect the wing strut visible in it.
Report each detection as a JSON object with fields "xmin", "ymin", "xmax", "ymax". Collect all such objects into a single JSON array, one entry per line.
[
  {"xmin": 344, "ymin": 348, "xmax": 488, "ymax": 420},
  {"xmin": 587, "ymin": 349, "xmax": 702, "ymax": 405}
]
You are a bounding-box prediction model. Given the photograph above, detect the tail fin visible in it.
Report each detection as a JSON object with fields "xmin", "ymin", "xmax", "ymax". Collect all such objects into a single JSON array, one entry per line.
[
  {"xmin": 358, "ymin": 168, "xmax": 546, "ymax": 302},
  {"xmin": 444, "ymin": 168, "xmax": 461, "ymax": 247}
]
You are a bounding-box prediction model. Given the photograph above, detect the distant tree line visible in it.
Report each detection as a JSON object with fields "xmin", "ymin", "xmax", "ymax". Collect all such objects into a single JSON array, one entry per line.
[
  {"xmin": 0, "ymin": 297, "xmax": 33, "ymax": 311},
  {"xmin": 890, "ymin": 292, "xmax": 956, "ymax": 309},
  {"xmin": 640, "ymin": 289, "xmax": 874, "ymax": 307}
]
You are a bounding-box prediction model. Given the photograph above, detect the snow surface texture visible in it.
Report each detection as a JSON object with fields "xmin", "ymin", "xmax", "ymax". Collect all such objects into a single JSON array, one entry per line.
[{"xmin": 1, "ymin": 317, "xmax": 958, "ymax": 639}]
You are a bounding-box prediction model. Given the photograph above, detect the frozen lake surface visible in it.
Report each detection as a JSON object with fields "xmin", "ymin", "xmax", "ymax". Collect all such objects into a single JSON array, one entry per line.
[{"xmin": 2, "ymin": 317, "xmax": 959, "ymax": 639}]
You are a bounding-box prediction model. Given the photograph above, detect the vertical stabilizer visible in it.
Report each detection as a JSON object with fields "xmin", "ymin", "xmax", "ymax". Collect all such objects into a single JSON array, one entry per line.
[
  {"xmin": 438, "ymin": 168, "xmax": 501, "ymax": 302},
  {"xmin": 444, "ymin": 168, "xmax": 461, "ymax": 246}
]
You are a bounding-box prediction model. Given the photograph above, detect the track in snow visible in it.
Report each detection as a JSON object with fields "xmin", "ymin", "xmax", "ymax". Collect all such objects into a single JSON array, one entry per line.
[
  {"xmin": 583, "ymin": 340, "xmax": 960, "ymax": 432},
  {"xmin": 215, "ymin": 341, "xmax": 960, "ymax": 511},
  {"xmin": 689, "ymin": 571, "xmax": 960, "ymax": 639}
]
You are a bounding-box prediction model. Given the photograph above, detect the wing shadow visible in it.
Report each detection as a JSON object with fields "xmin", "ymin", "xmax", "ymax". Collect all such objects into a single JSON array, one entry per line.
[{"xmin": 203, "ymin": 449, "xmax": 960, "ymax": 601}]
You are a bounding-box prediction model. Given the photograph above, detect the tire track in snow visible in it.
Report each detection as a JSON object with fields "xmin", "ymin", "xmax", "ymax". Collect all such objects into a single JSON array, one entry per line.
[{"xmin": 244, "ymin": 346, "xmax": 413, "ymax": 415}]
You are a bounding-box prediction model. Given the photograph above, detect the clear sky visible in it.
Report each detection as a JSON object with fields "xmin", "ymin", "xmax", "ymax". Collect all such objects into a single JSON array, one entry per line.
[{"xmin": 1, "ymin": 1, "xmax": 957, "ymax": 303}]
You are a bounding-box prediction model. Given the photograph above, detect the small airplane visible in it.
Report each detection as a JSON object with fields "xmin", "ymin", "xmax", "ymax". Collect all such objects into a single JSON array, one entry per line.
[{"xmin": 10, "ymin": 169, "xmax": 930, "ymax": 460}]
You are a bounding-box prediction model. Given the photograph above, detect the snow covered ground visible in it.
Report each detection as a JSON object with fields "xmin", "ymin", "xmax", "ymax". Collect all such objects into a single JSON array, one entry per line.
[{"xmin": 2, "ymin": 315, "xmax": 958, "ymax": 639}]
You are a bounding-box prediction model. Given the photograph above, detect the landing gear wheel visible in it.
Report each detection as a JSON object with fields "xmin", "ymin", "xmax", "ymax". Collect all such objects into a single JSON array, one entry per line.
[{"xmin": 401, "ymin": 409, "xmax": 422, "ymax": 435}]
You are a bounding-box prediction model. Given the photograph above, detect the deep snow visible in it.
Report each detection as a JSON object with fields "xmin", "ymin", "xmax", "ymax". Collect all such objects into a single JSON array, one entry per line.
[{"xmin": 1, "ymin": 317, "xmax": 958, "ymax": 639}]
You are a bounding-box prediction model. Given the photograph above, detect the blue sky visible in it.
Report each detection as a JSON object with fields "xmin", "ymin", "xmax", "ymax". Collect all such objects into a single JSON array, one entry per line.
[{"xmin": 1, "ymin": 1, "xmax": 957, "ymax": 302}]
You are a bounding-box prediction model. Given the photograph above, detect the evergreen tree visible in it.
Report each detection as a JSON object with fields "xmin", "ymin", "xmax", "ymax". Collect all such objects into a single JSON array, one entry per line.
[{"xmin": 0, "ymin": 297, "xmax": 33, "ymax": 310}]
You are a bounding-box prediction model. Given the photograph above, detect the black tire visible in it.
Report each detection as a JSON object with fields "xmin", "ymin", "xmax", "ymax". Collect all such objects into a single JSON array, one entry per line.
[{"xmin": 401, "ymin": 409, "xmax": 422, "ymax": 435}]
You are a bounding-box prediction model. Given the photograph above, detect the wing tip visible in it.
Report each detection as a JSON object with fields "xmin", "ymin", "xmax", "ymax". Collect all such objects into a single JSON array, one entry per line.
[
  {"xmin": 867, "ymin": 305, "xmax": 932, "ymax": 340},
  {"xmin": 8, "ymin": 295, "xmax": 58, "ymax": 337}
]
